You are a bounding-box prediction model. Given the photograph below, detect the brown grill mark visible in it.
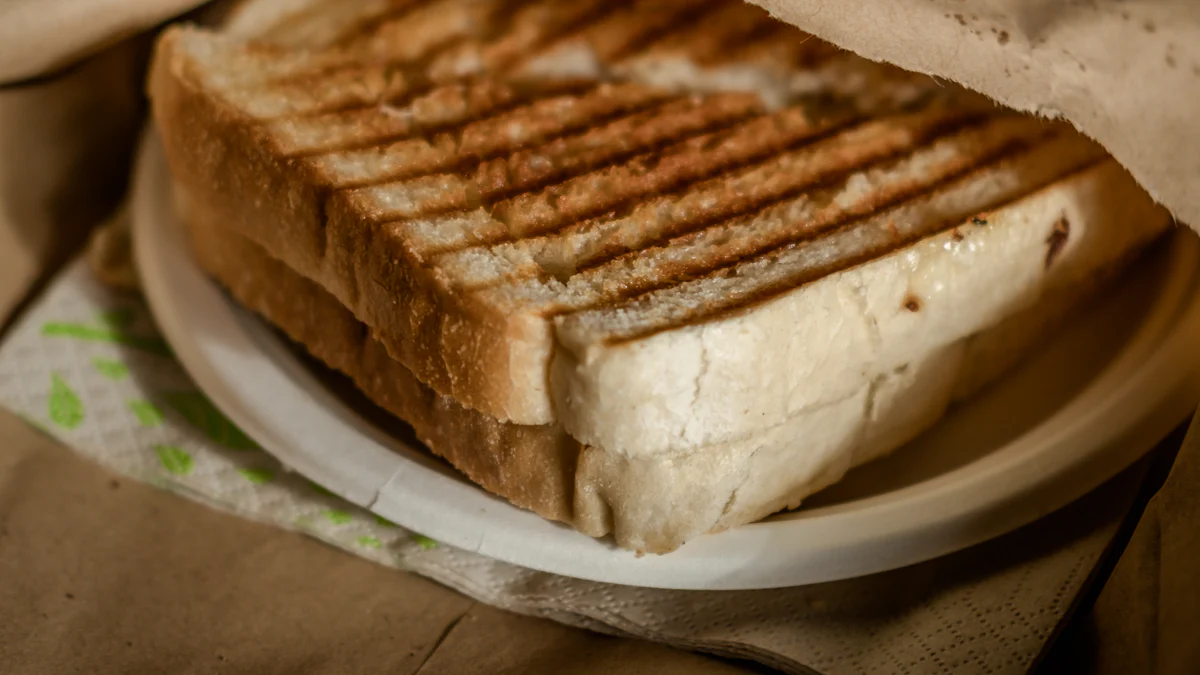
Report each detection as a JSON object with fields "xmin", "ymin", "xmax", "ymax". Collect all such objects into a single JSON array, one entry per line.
[
  {"xmin": 465, "ymin": 94, "xmax": 760, "ymax": 203},
  {"xmin": 245, "ymin": 0, "xmax": 613, "ymax": 120},
  {"xmin": 580, "ymin": 141, "xmax": 1108, "ymax": 343},
  {"xmin": 573, "ymin": 0, "xmax": 723, "ymax": 63},
  {"xmin": 540, "ymin": 123, "xmax": 1043, "ymax": 309},
  {"xmin": 325, "ymin": 0, "xmax": 439, "ymax": 47},
  {"xmin": 370, "ymin": 94, "xmax": 987, "ymax": 284},
  {"xmin": 338, "ymin": 94, "xmax": 763, "ymax": 233},
  {"xmin": 432, "ymin": 0, "xmax": 618, "ymax": 78},
  {"xmin": 500, "ymin": 0, "xmax": 656, "ymax": 69},
  {"xmin": 638, "ymin": 1, "xmax": 779, "ymax": 63},
  {"xmin": 275, "ymin": 78, "xmax": 605, "ymax": 156},
  {"xmin": 250, "ymin": 1, "xmax": 502, "ymax": 89},
  {"xmin": 562, "ymin": 110, "xmax": 994, "ymax": 276},
  {"xmin": 249, "ymin": 62, "xmax": 427, "ymax": 119},
  {"xmin": 302, "ymin": 83, "xmax": 674, "ymax": 181},
  {"xmin": 473, "ymin": 0, "xmax": 583, "ymax": 42},
  {"xmin": 1045, "ymin": 215, "xmax": 1070, "ymax": 268},
  {"xmin": 248, "ymin": 0, "xmax": 425, "ymax": 49},
  {"xmin": 717, "ymin": 12, "xmax": 793, "ymax": 62},
  {"xmin": 487, "ymin": 105, "xmax": 842, "ymax": 240},
  {"xmin": 728, "ymin": 23, "xmax": 841, "ymax": 69},
  {"xmin": 256, "ymin": 45, "xmax": 438, "ymax": 90}
]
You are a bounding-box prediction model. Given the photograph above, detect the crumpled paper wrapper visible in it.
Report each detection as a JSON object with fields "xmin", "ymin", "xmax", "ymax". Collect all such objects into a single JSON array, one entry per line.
[
  {"xmin": 0, "ymin": 0, "xmax": 205, "ymax": 83},
  {"xmin": 750, "ymin": 0, "xmax": 1200, "ymax": 229}
]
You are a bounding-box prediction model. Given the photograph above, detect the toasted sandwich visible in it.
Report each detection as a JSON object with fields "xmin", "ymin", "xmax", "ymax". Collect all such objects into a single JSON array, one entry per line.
[{"xmin": 149, "ymin": 0, "xmax": 1172, "ymax": 553}]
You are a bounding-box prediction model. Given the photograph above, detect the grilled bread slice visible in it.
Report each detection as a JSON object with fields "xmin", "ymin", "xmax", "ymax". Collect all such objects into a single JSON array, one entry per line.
[
  {"xmin": 150, "ymin": 1, "xmax": 1169, "ymax": 438},
  {"xmin": 179, "ymin": 157, "xmax": 1164, "ymax": 554},
  {"xmin": 150, "ymin": 0, "xmax": 955, "ymax": 426}
]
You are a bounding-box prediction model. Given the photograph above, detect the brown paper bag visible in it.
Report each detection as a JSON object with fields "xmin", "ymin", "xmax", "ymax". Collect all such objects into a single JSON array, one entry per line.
[
  {"xmin": 0, "ymin": 38, "xmax": 148, "ymax": 320},
  {"xmin": 750, "ymin": 0, "xmax": 1200, "ymax": 229},
  {"xmin": 0, "ymin": 0, "xmax": 206, "ymax": 83}
]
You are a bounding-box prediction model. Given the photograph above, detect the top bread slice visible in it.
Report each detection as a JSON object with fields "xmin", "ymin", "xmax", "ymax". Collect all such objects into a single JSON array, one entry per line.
[{"xmin": 148, "ymin": 0, "xmax": 1172, "ymax": 450}]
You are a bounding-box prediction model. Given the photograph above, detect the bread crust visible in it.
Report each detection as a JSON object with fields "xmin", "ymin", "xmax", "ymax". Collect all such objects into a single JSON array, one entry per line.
[
  {"xmin": 181, "ymin": 186, "xmax": 581, "ymax": 522},
  {"xmin": 146, "ymin": 14, "xmax": 947, "ymax": 428},
  {"xmin": 150, "ymin": 28, "xmax": 551, "ymax": 424}
]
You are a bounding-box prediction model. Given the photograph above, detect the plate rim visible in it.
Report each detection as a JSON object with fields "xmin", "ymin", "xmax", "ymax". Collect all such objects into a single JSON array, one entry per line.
[{"xmin": 133, "ymin": 130, "xmax": 1200, "ymax": 589}]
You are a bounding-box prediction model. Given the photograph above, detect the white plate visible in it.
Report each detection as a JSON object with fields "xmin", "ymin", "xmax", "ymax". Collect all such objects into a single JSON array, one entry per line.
[{"xmin": 133, "ymin": 131, "xmax": 1200, "ymax": 590}]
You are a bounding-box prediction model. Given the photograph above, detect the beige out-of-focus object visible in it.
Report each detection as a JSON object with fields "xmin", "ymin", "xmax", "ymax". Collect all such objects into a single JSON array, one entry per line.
[
  {"xmin": 0, "ymin": 39, "xmax": 146, "ymax": 319},
  {"xmin": 749, "ymin": 0, "xmax": 1200, "ymax": 230},
  {"xmin": 0, "ymin": 0, "xmax": 206, "ymax": 83}
]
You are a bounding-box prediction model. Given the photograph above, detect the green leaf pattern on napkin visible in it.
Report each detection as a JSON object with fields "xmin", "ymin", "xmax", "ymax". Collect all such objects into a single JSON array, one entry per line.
[
  {"xmin": 42, "ymin": 321, "xmax": 172, "ymax": 357},
  {"xmin": 154, "ymin": 444, "xmax": 193, "ymax": 475},
  {"xmin": 162, "ymin": 391, "xmax": 259, "ymax": 451},
  {"xmin": 48, "ymin": 374, "xmax": 84, "ymax": 430},
  {"xmin": 323, "ymin": 509, "xmax": 353, "ymax": 525},
  {"xmin": 5, "ymin": 270, "xmax": 424, "ymax": 570},
  {"xmin": 95, "ymin": 308, "xmax": 135, "ymax": 330},
  {"xmin": 237, "ymin": 467, "xmax": 274, "ymax": 484},
  {"xmin": 128, "ymin": 399, "xmax": 164, "ymax": 427},
  {"xmin": 91, "ymin": 356, "xmax": 129, "ymax": 380},
  {"xmin": 410, "ymin": 534, "xmax": 438, "ymax": 550}
]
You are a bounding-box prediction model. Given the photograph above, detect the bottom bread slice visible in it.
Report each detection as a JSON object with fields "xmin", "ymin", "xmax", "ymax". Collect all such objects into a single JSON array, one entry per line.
[{"xmin": 180, "ymin": 189, "xmax": 1143, "ymax": 553}]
